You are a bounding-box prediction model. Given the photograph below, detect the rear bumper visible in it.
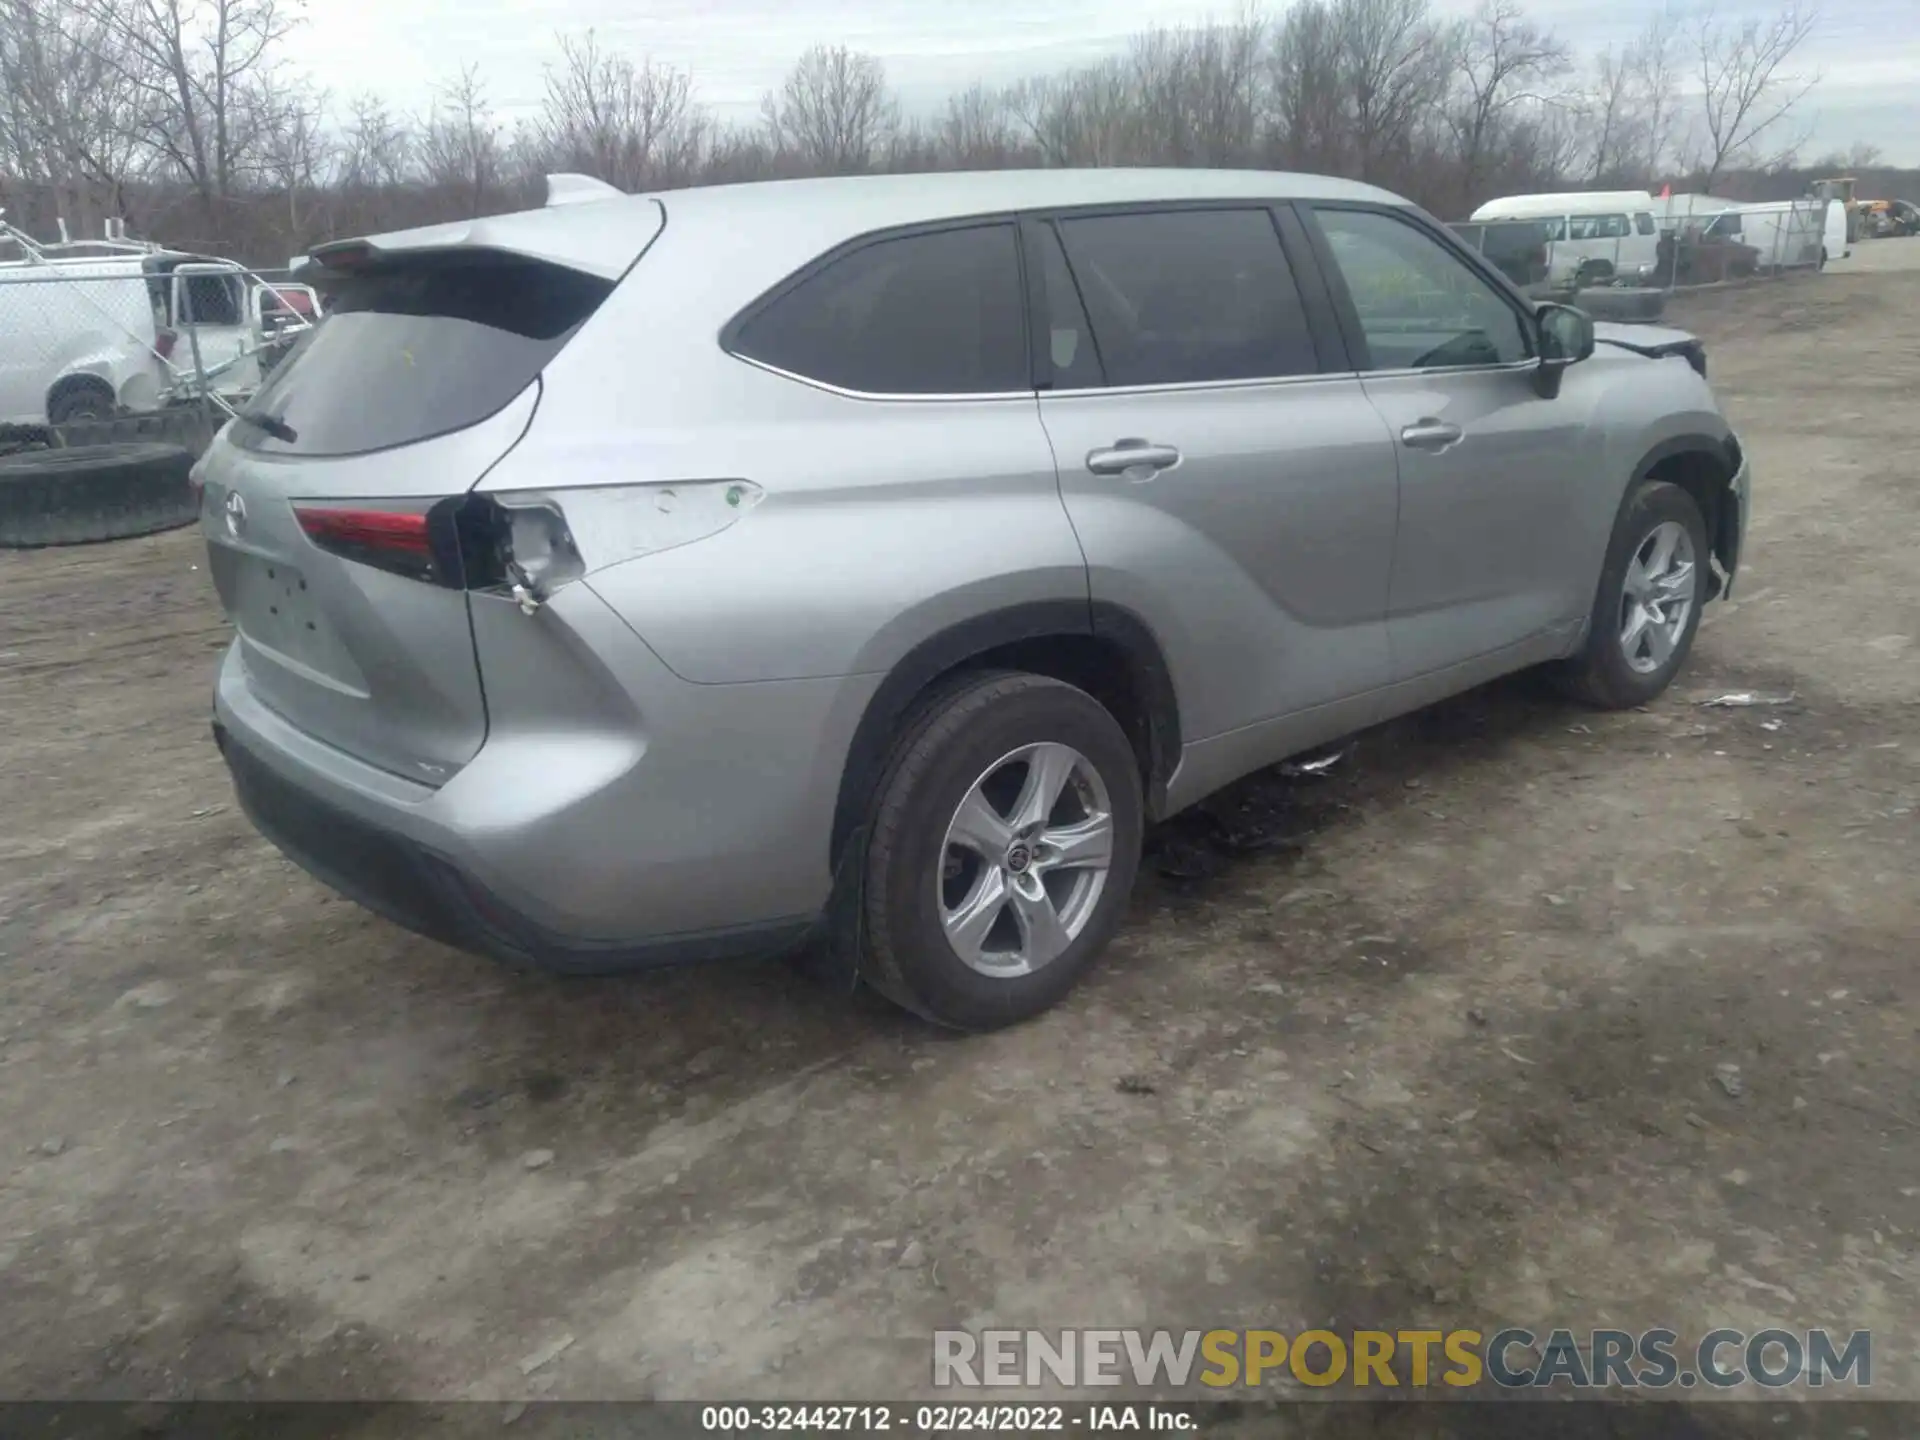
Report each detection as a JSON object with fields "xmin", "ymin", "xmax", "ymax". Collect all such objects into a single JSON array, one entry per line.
[
  {"xmin": 215, "ymin": 720, "xmax": 813, "ymax": 972},
  {"xmin": 211, "ymin": 581, "xmax": 880, "ymax": 974}
]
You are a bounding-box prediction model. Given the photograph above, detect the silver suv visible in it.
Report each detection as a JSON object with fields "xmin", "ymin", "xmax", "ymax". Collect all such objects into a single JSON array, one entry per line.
[{"xmin": 200, "ymin": 170, "xmax": 1749, "ymax": 1030}]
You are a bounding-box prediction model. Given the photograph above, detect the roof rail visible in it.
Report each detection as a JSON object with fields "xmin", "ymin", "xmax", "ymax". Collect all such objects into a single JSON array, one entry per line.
[{"xmin": 545, "ymin": 173, "xmax": 625, "ymax": 207}]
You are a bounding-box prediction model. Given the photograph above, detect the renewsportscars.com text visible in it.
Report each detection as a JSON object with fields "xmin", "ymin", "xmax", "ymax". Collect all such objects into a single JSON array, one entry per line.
[{"xmin": 932, "ymin": 1327, "xmax": 1872, "ymax": 1391}]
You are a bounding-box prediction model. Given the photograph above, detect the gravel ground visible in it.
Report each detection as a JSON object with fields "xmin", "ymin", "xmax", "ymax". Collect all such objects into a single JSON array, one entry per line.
[{"xmin": 1, "ymin": 255, "xmax": 1915, "ymax": 1418}]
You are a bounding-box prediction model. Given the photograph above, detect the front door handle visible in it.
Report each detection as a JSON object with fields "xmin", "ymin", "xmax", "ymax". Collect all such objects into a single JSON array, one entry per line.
[
  {"xmin": 1086, "ymin": 439, "xmax": 1182, "ymax": 479},
  {"xmin": 1399, "ymin": 419, "xmax": 1464, "ymax": 452}
]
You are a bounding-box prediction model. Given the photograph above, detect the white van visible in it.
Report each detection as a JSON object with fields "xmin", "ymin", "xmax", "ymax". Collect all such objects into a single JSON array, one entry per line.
[
  {"xmin": 0, "ymin": 234, "xmax": 318, "ymax": 425},
  {"xmin": 1469, "ymin": 190, "xmax": 1662, "ymax": 286}
]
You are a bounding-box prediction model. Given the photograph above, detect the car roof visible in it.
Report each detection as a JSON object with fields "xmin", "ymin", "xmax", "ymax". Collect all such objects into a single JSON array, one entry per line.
[
  {"xmin": 339, "ymin": 169, "xmax": 1409, "ymax": 282},
  {"xmin": 651, "ymin": 167, "xmax": 1403, "ymax": 224}
]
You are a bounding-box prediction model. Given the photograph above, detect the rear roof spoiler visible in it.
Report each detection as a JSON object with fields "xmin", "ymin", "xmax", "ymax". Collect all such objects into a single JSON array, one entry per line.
[
  {"xmin": 545, "ymin": 173, "xmax": 624, "ymax": 207},
  {"xmin": 307, "ymin": 187, "xmax": 662, "ymax": 283}
]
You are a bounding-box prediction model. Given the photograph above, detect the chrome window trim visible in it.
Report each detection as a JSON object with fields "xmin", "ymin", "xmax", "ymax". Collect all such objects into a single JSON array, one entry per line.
[
  {"xmin": 725, "ymin": 351, "xmax": 1035, "ymax": 403},
  {"xmin": 729, "ymin": 347, "xmax": 1542, "ymax": 401}
]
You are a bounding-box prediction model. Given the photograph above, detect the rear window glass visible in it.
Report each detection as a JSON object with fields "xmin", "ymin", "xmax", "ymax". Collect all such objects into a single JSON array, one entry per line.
[
  {"xmin": 1055, "ymin": 208, "xmax": 1318, "ymax": 386},
  {"xmin": 730, "ymin": 224, "xmax": 1027, "ymax": 395},
  {"xmin": 234, "ymin": 252, "xmax": 612, "ymax": 457}
]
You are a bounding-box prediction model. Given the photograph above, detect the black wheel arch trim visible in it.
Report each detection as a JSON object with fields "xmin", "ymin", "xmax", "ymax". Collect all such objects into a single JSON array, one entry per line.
[
  {"xmin": 829, "ymin": 599, "xmax": 1182, "ymax": 866},
  {"xmin": 1629, "ymin": 431, "xmax": 1743, "ymax": 597},
  {"xmin": 1633, "ymin": 431, "xmax": 1738, "ymax": 482}
]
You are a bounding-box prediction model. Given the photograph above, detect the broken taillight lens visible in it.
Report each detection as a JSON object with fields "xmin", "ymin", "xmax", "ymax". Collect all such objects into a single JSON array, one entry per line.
[
  {"xmin": 289, "ymin": 483, "xmax": 761, "ymax": 608},
  {"xmin": 294, "ymin": 504, "xmax": 441, "ymax": 583}
]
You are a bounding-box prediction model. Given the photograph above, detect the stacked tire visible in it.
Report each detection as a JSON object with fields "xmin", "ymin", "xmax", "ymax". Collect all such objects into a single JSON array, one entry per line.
[{"xmin": 0, "ymin": 443, "xmax": 200, "ymax": 548}]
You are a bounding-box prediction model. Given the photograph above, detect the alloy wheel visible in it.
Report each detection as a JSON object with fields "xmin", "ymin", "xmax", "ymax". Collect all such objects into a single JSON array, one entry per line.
[{"xmin": 937, "ymin": 742, "xmax": 1115, "ymax": 978}]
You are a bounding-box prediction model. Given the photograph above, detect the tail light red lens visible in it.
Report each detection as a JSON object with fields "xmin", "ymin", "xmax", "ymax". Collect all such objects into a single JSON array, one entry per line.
[{"xmin": 294, "ymin": 505, "xmax": 440, "ymax": 583}]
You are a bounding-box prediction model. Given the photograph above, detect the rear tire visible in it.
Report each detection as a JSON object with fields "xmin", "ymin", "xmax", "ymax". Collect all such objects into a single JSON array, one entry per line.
[
  {"xmin": 46, "ymin": 378, "xmax": 117, "ymax": 426},
  {"xmin": 857, "ymin": 671, "xmax": 1143, "ymax": 1031},
  {"xmin": 1553, "ymin": 479, "xmax": 1710, "ymax": 710},
  {"xmin": 0, "ymin": 443, "xmax": 198, "ymax": 548}
]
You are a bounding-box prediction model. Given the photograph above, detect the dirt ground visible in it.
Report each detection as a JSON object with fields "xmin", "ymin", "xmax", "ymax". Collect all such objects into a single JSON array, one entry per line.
[{"xmin": 2, "ymin": 251, "xmax": 1916, "ymax": 1417}]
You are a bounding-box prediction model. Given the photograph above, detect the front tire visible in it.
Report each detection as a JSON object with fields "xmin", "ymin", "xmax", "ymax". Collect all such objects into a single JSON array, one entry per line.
[
  {"xmin": 1554, "ymin": 479, "xmax": 1710, "ymax": 709},
  {"xmin": 858, "ymin": 671, "xmax": 1143, "ymax": 1031}
]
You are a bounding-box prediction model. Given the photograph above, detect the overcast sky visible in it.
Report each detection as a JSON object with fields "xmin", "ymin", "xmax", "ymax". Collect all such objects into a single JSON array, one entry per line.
[{"xmin": 292, "ymin": 0, "xmax": 1920, "ymax": 167}]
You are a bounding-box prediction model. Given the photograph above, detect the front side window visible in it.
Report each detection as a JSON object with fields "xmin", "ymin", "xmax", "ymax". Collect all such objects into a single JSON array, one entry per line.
[
  {"xmin": 1314, "ymin": 207, "xmax": 1531, "ymax": 372},
  {"xmin": 1052, "ymin": 208, "xmax": 1318, "ymax": 386},
  {"xmin": 730, "ymin": 224, "xmax": 1027, "ymax": 395},
  {"xmin": 1635, "ymin": 212, "xmax": 1657, "ymax": 236}
]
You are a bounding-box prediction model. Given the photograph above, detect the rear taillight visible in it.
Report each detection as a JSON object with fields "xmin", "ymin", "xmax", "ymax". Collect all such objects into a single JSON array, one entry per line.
[
  {"xmin": 294, "ymin": 504, "xmax": 440, "ymax": 583},
  {"xmin": 155, "ymin": 328, "xmax": 178, "ymax": 359},
  {"xmin": 288, "ymin": 496, "xmax": 583, "ymax": 607},
  {"xmin": 289, "ymin": 483, "xmax": 760, "ymax": 609}
]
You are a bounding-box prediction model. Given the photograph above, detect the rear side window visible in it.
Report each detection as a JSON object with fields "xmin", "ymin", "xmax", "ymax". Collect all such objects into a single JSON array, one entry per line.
[
  {"xmin": 1635, "ymin": 212, "xmax": 1656, "ymax": 236},
  {"xmin": 234, "ymin": 252, "xmax": 612, "ymax": 457},
  {"xmin": 1034, "ymin": 224, "xmax": 1106, "ymax": 389},
  {"xmin": 1054, "ymin": 208, "xmax": 1317, "ymax": 386},
  {"xmin": 730, "ymin": 224, "xmax": 1027, "ymax": 395},
  {"xmin": 1569, "ymin": 213, "xmax": 1630, "ymax": 240}
]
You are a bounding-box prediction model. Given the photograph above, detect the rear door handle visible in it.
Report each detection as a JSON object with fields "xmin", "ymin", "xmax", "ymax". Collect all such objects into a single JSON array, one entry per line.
[
  {"xmin": 1086, "ymin": 439, "xmax": 1182, "ymax": 479},
  {"xmin": 1399, "ymin": 419, "xmax": 1464, "ymax": 452}
]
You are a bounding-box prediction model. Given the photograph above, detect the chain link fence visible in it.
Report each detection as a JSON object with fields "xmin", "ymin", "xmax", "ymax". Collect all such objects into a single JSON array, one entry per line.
[
  {"xmin": 1450, "ymin": 196, "xmax": 1837, "ymax": 320},
  {"xmin": 1, "ymin": 234, "xmax": 319, "ymax": 452}
]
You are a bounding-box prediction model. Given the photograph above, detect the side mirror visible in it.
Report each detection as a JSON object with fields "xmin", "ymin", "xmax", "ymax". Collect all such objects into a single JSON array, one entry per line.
[{"xmin": 1533, "ymin": 302, "xmax": 1594, "ymax": 397}]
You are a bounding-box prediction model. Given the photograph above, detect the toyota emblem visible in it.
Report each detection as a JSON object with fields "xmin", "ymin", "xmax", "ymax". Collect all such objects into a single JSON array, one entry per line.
[{"xmin": 223, "ymin": 489, "xmax": 247, "ymax": 539}]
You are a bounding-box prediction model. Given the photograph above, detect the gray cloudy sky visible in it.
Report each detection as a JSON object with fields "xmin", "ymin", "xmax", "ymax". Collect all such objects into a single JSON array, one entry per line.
[{"xmin": 292, "ymin": 0, "xmax": 1920, "ymax": 166}]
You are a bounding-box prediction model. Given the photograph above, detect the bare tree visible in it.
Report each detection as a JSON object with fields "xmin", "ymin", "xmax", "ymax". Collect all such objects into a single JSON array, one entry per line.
[
  {"xmin": 417, "ymin": 64, "xmax": 503, "ymax": 217},
  {"xmin": 762, "ymin": 44, "xmax": 898, "ymax": 174},
  {"xmin": 1005, "ymin": 60, "xmax": 1143, "ymax": 167},
  {"xmin": 1628, "ymin": 13, "xmax": 1682, "ymax": 181},
  {"xmin": 337, "ymin": 94, "xmax": 412, "ymax": 191},
  {"xmin": 68, "ymin": 0, "xmax": 298, "ymax": 224},
  {"xmin": 1446, "ymin": 0, "xmax": 1568, "ymax": 202},
  {"xmin": 1580, "ymin": 45, "xmax": 1635, "ymax": 182},
  {"xmin": 532, "ymin": 31, "xmax": 707, "ymax": 191},
  {"xmin": 1334, "ymin": 0, "xmax": 1451, "ymax": 184},
  {"xmin": 1268, "ymin": 0, "xmax": 1348, "ymax": 171},
  {"xmin": 0, "ymin": 0, "xmax": 151, "ymax": 231},
  {"xmin": 1693, "ymin": 2, "xmax": 1819, "ymax": 190},
  {"xmin": 937, "ymin": 82, "xmax": 1020, "ymax": 168},
  {"xmin": 255, "ymin": 72, "xmax": 328, "ymax": 238},
  {"xmin": 1123, "ymin": 21, "xmax": 1266, "ymax": 167}
]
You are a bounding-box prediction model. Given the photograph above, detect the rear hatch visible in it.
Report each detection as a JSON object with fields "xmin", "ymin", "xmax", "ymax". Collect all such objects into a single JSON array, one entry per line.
[{"xmin": 200, "ymin": 202, "xmax": 662, "ymax": 784}]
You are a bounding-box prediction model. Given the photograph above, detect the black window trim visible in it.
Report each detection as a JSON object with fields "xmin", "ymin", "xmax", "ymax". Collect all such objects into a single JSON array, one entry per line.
[
  {"xmin": 1017, "ymin": 199, "xmax": 1354, "ymax": 396},
  {"xmin": 1297, "ymin": 200, "xmax": 1542, "ymax": 378},
  {"xmin": 719, "ymin": 198, "xmax": 1376, "ymax": 404},
  {"xmin": 718, "ymin": 213, "xmax": 1037, "ymax": 403}
]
